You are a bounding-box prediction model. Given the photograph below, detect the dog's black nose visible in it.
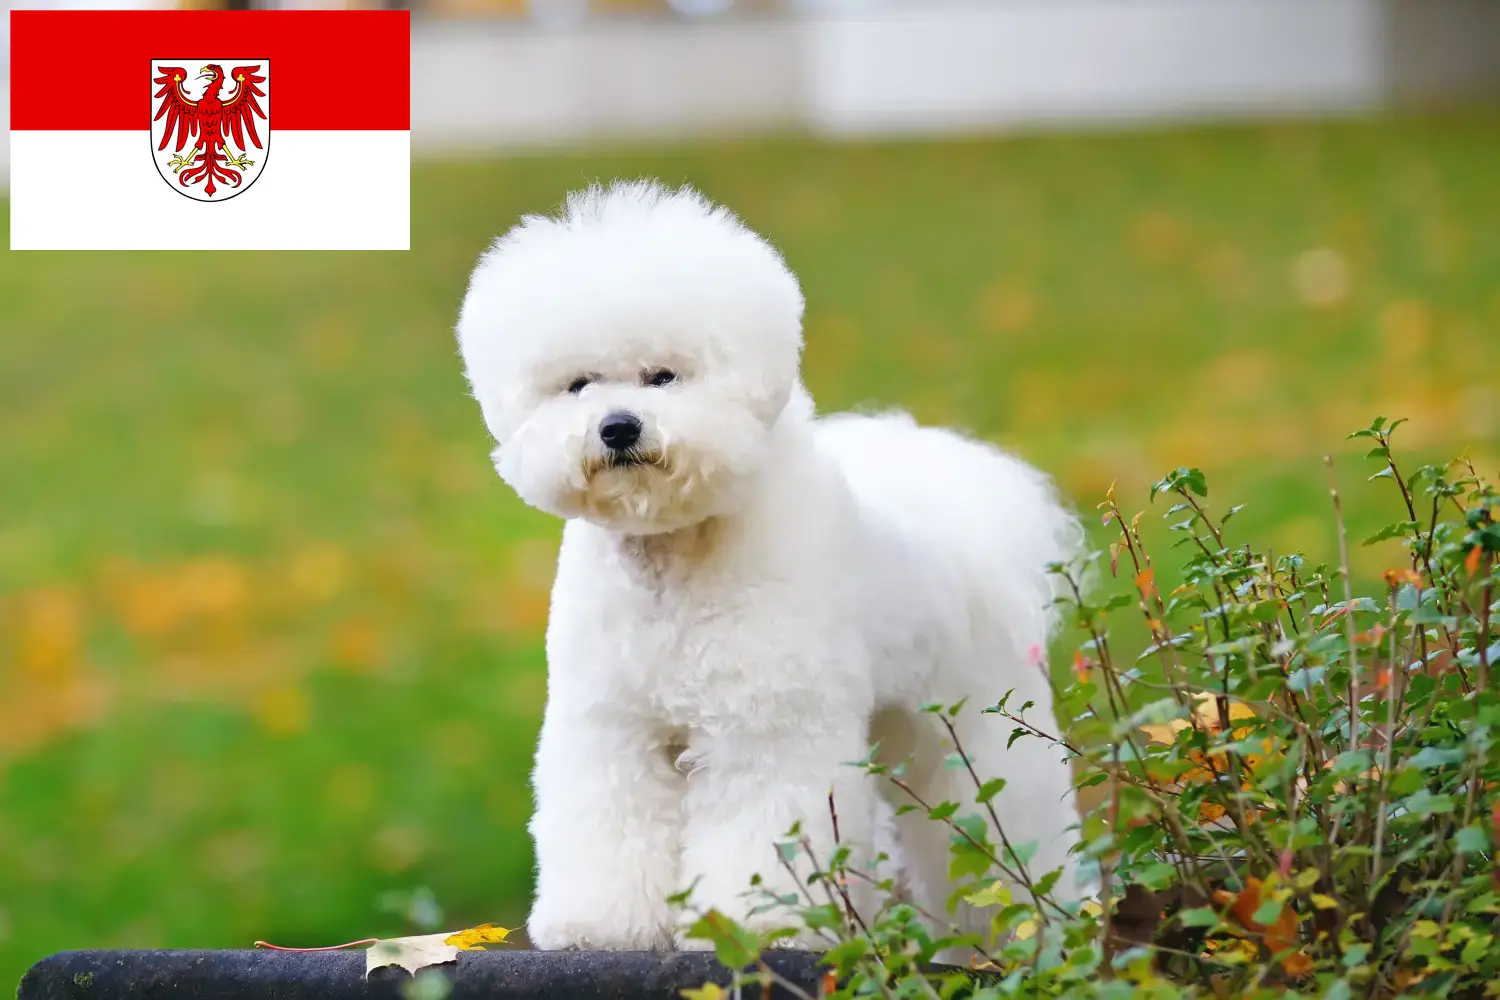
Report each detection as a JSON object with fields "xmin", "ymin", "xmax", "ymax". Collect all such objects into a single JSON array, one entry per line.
[{"xmin": 599, "ymin": 412, "xmax": 642, "ymax": 452}]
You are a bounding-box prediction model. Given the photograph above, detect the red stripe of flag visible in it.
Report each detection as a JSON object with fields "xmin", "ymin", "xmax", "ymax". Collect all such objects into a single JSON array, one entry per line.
[{"xmin": 9, "ymin": 10, "xmax": 409, "ymax": 131}]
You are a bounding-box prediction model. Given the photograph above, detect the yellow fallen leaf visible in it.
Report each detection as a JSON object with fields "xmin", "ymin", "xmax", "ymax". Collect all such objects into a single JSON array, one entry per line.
[
  {"xmin": 364, "ymin": 924, "xmax": 511, "ymax": 978},
  {"xmin": 443, "ymin": 923, "xmax": 510, "ymax": 951},
  {"xmin": 681, "ymin": 984, "xmax": 728, "ymax": 1000}
]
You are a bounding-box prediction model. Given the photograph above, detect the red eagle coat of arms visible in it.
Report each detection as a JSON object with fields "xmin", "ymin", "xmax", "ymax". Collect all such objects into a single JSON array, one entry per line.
[{"xmin": 151, "ymin": 59, "xmax": 270, "ymax": 201}]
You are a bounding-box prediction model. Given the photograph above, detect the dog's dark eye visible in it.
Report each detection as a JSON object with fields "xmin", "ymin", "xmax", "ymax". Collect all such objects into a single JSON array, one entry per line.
[
  {"xmin": 644, "ymin": 368, "xmax": 677, "ymax": 388},
  {"xmin": 566, "ymin": 376, "xmax": 592, "ymax": 395}
]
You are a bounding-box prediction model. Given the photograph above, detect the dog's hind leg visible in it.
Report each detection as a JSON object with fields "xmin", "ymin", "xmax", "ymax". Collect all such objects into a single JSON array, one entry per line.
[{"xmin": 880, "ymin": 704, "xmax": 1084, "ymax": 965}]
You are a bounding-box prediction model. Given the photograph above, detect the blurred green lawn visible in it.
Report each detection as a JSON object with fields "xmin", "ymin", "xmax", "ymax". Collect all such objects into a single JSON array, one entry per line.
[{"xmin": 2, "ymin": 113, "xmax": 1498, "ymax": 989}]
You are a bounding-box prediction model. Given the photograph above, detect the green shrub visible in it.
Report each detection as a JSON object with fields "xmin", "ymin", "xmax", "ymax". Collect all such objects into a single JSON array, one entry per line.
[{"xmin": 684, "ymin": 418, "xmax": 1499, "ymax": 999}]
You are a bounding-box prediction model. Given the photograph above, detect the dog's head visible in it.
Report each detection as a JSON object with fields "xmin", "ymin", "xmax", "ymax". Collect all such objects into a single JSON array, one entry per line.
[{"xmin": 455, "ymin": 181, "xmax": 805, "ymax": 534}]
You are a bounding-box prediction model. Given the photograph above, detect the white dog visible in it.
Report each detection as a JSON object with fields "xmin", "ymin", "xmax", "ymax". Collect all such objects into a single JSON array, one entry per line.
[{"xmin": 455, "ymin": 181, "xmax": 1085, "ymax": 955}]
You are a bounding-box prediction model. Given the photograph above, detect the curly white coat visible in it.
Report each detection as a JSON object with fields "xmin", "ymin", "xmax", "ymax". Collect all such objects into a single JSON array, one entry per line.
[{"xmin": 455, "ymin": 181, "xmax": 1086, "ymax": 956}]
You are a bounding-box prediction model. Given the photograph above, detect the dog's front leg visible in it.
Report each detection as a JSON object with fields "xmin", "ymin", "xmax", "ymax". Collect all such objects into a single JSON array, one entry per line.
[
  {"xmin": 527, "ymin": 706, "xmax": 684, "ymax": 950},
  {"xmin": 676, "ymin": 721, "xmax": 877, "ymax": 949}
]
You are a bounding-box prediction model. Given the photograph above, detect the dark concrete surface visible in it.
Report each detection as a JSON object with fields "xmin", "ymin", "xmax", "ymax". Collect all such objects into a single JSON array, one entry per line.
[{"xmin": 18, "ymin": 948, "xmax": 982, "ymax": 1000}]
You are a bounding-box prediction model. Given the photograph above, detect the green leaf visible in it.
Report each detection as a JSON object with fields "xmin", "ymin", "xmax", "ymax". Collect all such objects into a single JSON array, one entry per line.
[
  {"xmin": 822, "ymin": 936, "xmax": 870, "ymax": 968},
  {"xmin": 1406, "ymin": 746, "xmax": 1464, "ymax": 770},
  {"xmin": 1461, "ymin": 934, "xmax": 1490, "ymax": 967},
  {"xmin": 1454, "ymin": 825, "xmax": 1489, "ymax": 853},
  {"xmin": 951, "ymin": 813, "xmax": 989, "ymax": 845},
  {"xmin": 965, "ymin": 880, "xmax": 1013, "ymax": 908},
  {"xmin": 1177, "ymin": 907, "xmax": 1219, "ymax": 928},
  {"xmin": 799, "ymin": 902, "xmax": 843, "ymax": 930},
  {"xmin": 1324, "ymin": 980, "xmax": 1353, "ymax": 1000},
  {"xmin": 1402, "ymin": 789, "xmax": 1455, "ymax": 817},
  {"xmin": 976, "ymin": 778, "xmax": 1007, "ymax": 803},
  {"xmin": 1362, "ymin": 521, "xmax": 1418, "ymax": 546},
  {"xmin": 1330, "ymin": 750, "xmax": 1373, "ymax": 778},
  {"xmin": 1005, "ymin": 840, "xmax": 1038, "ymax": 868},
  {"xmin": 1132, "ymin": 861, "xmax": 1177, "ymax": 890},
  {"xmin": 1031, "ymin": 869, "xmax": 1062, "ymax": 898},
  {"xmin": 1287, "ymin": 665, "xmax": 1326, "ymax": 693},
  {"xmin": 1251, "ymin": 899, "xmax": 1284, "ymax": 927},
  {"xmin": 1387, "ymin": 766, "xmax": 1425, "ymax": 797},
  {"xmin": 948, "ymin": 845, "xmax": 991, "ymax": 883},
  {"xmin": 1396, "ymin": 583, "xmax": 1421, "ymax": 612},
  {"xmin": 928, "ymin": 801, "xmax": 959, "ymax": 821},
  {"xmin": 684, "ymin": 911, "xmax": 758, "ymax": 969}
]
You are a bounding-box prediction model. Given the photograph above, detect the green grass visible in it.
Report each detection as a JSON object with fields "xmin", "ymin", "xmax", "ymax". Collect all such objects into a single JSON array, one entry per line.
[{"xmin": 2, "ymin": 113, "xmax": 1498, "ymax": 989}]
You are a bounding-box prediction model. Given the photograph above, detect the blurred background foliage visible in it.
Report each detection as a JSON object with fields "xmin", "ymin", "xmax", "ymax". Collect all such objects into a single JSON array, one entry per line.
[{"xmin": 3, "ymin": 114, "xmax": 1500, "ymax": 988}]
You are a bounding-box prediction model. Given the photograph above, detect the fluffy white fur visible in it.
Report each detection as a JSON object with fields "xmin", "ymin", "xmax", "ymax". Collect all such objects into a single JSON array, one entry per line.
[{"xmin": 455, "ymin": 181, "xmax": 1086, "ymax": 956}]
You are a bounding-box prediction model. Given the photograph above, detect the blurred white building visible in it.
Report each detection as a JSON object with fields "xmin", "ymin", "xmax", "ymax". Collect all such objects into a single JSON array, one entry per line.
[{"xmin": 3, "ymin": 0, "xmax": 1498, "ymax": 184}]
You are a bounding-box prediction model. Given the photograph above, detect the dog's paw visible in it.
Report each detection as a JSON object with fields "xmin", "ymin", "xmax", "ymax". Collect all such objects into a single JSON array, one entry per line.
[{"xmin": 528, "ymin": 905, "xmax": 674, "ymax": 951}]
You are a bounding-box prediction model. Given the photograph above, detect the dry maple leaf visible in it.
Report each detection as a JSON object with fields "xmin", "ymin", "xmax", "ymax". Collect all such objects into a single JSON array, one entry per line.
[
  {"xmin": 364, "ymin": 933, "xmax": 461, "ymax": 977},
  {"xmin": 257, "ymin": 923, "xmax": 510, "ymax": 979},
  {"xmin": 363, "ymin": 923, "xmax": 511, "ymax": 978}
]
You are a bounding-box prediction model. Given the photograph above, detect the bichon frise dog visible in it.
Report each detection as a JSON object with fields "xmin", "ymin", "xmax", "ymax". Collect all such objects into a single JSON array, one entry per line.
[{"xmin": 455, "ymin": 181, "xmax": 1086, "ymax": 954}]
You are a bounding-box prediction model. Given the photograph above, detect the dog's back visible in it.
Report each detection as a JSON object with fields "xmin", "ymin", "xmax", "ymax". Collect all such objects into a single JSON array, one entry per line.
[{"xmin": 814, "ymin": 410, "xmax": 1081, "ymax": 655}]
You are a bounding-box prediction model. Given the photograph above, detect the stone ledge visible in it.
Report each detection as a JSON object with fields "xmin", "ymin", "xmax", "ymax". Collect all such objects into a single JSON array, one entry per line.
[{"xmin": 19, "ymin": 949, "xmax": 983, "ymax": 1000}]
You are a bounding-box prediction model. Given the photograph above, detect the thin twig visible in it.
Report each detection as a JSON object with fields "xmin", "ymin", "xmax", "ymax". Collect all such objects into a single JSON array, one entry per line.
[{"xmin": 1326, "ymin": 455, "xmax": 1361, "ymax": 751}]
